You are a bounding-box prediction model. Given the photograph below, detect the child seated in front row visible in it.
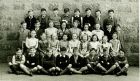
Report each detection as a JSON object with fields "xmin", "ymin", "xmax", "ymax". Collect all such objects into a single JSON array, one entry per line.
[
  {"xmin": 55, "ymin": 47, "xmax": 70, "ymax": 75},
  {"xmin": 79, "ymin": 48, "xmax": 99, "ymax": 74},
  {"xmin": 8, "ymin": 48, "xmax": 32, "ymax": 76},
  {"xmin": 67, "ymin": 47, "xmax": 86, "ymax": 74},
  {"xmin": 115, "ymin": 50, "xmax": 129, "ymax": 76}
]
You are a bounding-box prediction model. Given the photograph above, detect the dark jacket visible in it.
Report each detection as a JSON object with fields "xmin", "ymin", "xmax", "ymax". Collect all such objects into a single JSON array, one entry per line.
[
  {"xmin": 25, "ymin": 16, "xmax": 37, "ymax": 30},
  {"xmin": 37, "ymin": 15, "xmax": 49, "ymax": 30}
]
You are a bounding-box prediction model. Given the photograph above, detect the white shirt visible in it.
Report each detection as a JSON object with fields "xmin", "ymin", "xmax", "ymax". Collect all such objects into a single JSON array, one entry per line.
[
  {"xmin": 92, "ymin": 30, "xmax": 104, "ymax": 40},
  {"xmin": 89, "ymin": 41, "xmax": 101, "ymax": 50},
  {"xmin": 45, "ymin": 27, "xmax": 58, "ymax": 37},
  {"xmin": 25, "ymin": 37, "xmax": 38, "ymax": 48},
  {"xmin": 81, "ymin": 31, "xmax": 92, "ymax": 37}
]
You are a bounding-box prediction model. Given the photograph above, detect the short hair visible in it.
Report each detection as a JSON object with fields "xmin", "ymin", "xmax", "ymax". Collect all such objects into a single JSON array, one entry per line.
[
  {"xmin": 85, "ymin": 8, "xmax": 91, "ymax": 12},
  {"xmin": 74, "ymin": 8, "xmax": 80, "ymax": 13},
  {"xmin": 108, "ymin": 9, "xmax": 114, "ymax": 13},
  {"xmin": 28, "ymin": 9, "xmax": 33, "ymax": 13},
  {"xmin": 73, "ymin": 47, "xmax": 79, "ymax": 52},
  {"xmin": 64, "ymin": 8, "xmax": 70, "ymax": 13},
  {"xmin": 20, "ymin": 21, "xmax": 26, "ymax": 25},
  {"xmin": 16, "ymin": 48, "xmax": 22, "ymax": 52},
  {"xmin": 84, "ymin": 23, "xmax": 90, "ymax": 27},
  {"xmin": 53, "ymin": 8, "xmax": 59, "ymax": 11},
  {"xmin": 89, "ymin": 48, "xmax": 97, "ymax": 52},
  {"xmin": 95, "ymin": 9, "xmax": 101, "ymax": 13},
  {"xmin": 41, "ymin": 8, "xmax": 46, "ymax": 12},
  {"xmin": 60, "ymin": 47, "xmax": 67, "ymax": 51}
]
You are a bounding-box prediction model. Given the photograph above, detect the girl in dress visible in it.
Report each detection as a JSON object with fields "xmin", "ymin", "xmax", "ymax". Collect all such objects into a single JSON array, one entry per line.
[
  {"xmin": 49, "ymin": 34, "xmax": 59, "ymax": 57},
  {"xmin": 89, "ymin": 34, "xmax": 101, "ymax": 54}
]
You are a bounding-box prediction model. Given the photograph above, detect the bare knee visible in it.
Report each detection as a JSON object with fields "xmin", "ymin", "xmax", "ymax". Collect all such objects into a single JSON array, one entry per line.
[
  {"xmin": 125, "ymin": 64, "xmax": 129, "ymax": 68},
  {"xmin": 8, "ymin": 62, "xmax": 12, "ymax": 66}
]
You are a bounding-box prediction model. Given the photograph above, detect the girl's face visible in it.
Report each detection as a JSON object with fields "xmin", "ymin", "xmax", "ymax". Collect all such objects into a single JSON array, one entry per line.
[
  {"xmin": 102, "ymin": 36, "xmax": 108, "ymax": 43},
  {"xmin": 63, "ymin": 35, "xmax": 68, "ymax": 41},
  {"xmin": 84, "ymin": 25, "xmax": 89, "ymax": 31},
  {"xmin": 41, "ymin": 33, "xmax": 46, "ymax": 40},
  {"xmin": 16, "ymin": 50, "xmax": 22, "ymax": 56},
  {"xmin": 41, "ymin": 11, "xmax": 46, "ymax": 17},
  {"xmin": 95, "ymin": 24, "xmax": 100, "ymax": 30},
  {"xmin": 92, "ymin": 35, "xmax": 98, "ymax": 42},
  {"xmin": 82, "ymin": 35, "xmax": 88, "ymax": 41},
  {"xmin": 22, "ymin": 23, "xmax": 27, "ymax": 29},
  {"xmin": 73, "ymin": 22, "xmax": 78, "ymax": 28},
  {"xmin": 47, "ymin": 50, "xmax": 52, "ymax": 56},
  {"xmin": 52, "ymin": 34, "xmax": 57, "ymax": 40},
  {"xmin": 112, "ymin": 33, "xmax": 118, "ymax": 39},
  {"xmin": 119, "ymin": 51, "xmax": 124, "ymax": 57},
  {"xmin": 116, "ymin": 26, "xmax": 121, "ymax": 32},
  {"xmin": 72, "ymin": 34, "xmax": 77, "ymax": 40},
  {"xmin": 49, "ymin": 22, "xmax": 54, "ymax": 27},
  {"xmin": 35, "ymin": 22, "xmax": 40, "ymax": 29},
  {"xmin": 31, "ymin": 31, "xmax": 36, "ymax": 38},
  {"xmin": 29, "ymin": 48, "xmax": 36, "ymax": 55},
  {"xmin": 95, "ymin": 11, "xmax": 101, "ymax": 17},
  {"xmin": 74, "ymin": 11, "xmax": 80, "ymax": 16},
  {"xmin": 86, "ymin": 10, "xmax": 91, "ymax": 16},
  {"xmin": 62, "ymin": 23, "xmax": 66, "ymax": 29}
]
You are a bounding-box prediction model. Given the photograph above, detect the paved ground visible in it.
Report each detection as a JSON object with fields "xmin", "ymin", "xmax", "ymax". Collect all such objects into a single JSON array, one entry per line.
[{"xmin": 0, "ymin": 63, "xmax": 139, "ymax": 81}]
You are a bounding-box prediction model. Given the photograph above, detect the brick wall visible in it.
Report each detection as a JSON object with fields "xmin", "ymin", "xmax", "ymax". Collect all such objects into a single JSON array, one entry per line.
[{"xmin": 0, "ymin": 0, "xmax": 139, "ymax": 66}]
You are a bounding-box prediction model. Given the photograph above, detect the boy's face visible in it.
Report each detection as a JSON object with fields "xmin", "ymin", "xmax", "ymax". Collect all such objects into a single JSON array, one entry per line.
[
  {"xmin": 86, "ymin": 10, "xmax": 91, "ymax": 16},
  {"xmin": 72, "ymin": 34, "xmax": 77, "ymax": 40},
  {"xmin": 112, "ymin": 33, "xmax": 118, "ymax": 39},
  {"xmin": 95, "ymin": 24, "xmax": 100, "ymax": 30},
  {"xmin": 119, "ymin": 51, "xmax": 124, "ymax": 57},
  {"xmin": 74, "ymin": 11, "xmax": 80, "ymax": 16},
  {"xmin": 62, "ymin": 23, "xmax": 66, "ymax": 29},
  {"xmin": 61, "ymin": 50, "xmax": 66, "ymax": 55},
  {"xmin": 31, "ymin": 31, "xmax": 36, "ymax": 37},
  {"xmin": 108, "ymin": 12, "xmax": 114, "ymax": 18},
  {"xmin": 41, "ymin": 11, "xmax": 46, "ymax": 16},
  {"xmin": 16, "ymin": 50, "xmax": 22, "ymax": 56},
  {"xmin": 104, "ymin": 50, "xmax": 109, "ymax": 56},
  {"xmin": 35, "ymin": 22, "xmax": 40, "ymax": 29},
  {"xmin": 106, "ymin": 25, "xmax": 112, "ymax": 30},
  {"xmin": 73, "ymin": 49, "xmax": 79, "ymax": 56},
  {"xmin": 28, "ymin": 11, "xmax": 34, "ymax": 17},
  {"xmin": 73, "ymin": 22, "xmax": 78, "ymax": 28},
  {"xmin": 41, "ymin": 33, "xmax": 46, "ymax": 40},
  {"xmin": 29, "ymin": 48, "xmax": 36, "ymax": 55},
  {"xmin": 95, "ymin": 11, "xmax": 101, "ymax": 17},
  {"xmin": 22, "ymin": 23, "xmax": 27, "ymax": 29},
  {"xmin": 90, "ymin": 50, "xmax": 96, "ymax": 56},
  {"xmin": 54, "ymin": 10, "xmax": 58, "ymax": 15},
  {"xmin": 49, "ymin": 22, "xmax": 54, "ymax": 27},
  {"xmin": 84, "ymin": 25, "xmax": 89, "ymax": 30},
  {"xmin": 63, "ymin": 35, "xmax": 68, "ymax": 40}
]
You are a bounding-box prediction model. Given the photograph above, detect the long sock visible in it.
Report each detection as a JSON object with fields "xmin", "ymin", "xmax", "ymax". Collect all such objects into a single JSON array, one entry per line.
[
  {"xmin": 40, "ymin": 68, "xmax": 48, "ymax": 74},
  {"xmin": 106, "ymin": 65, "xmax": 116, "ymax": 74},
  {"xmin": 9, "ymin": 65, "xmax": 18, "ymax": 74}
]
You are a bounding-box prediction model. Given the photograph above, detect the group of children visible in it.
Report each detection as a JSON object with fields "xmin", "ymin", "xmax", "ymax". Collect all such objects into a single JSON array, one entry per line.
[{"xmin": 8, "ymin": 7, "xmax": 129, "ymax": 77}]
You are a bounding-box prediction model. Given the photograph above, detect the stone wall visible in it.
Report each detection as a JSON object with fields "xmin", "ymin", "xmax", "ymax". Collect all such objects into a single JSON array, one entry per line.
[{"xmin": 0, "ymin": 0, "xmax": 139, "ymax": 66}]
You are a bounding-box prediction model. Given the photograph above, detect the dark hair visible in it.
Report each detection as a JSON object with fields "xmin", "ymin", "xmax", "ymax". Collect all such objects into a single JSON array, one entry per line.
[
  {"xmin": 64, "ymin": 8, "xmax": 70, "ymax": 13},
  {"xmin": 60, "ymin": 47, "xmax": 67, "ymax": 51},
  {"xmin": 20, "ymin": 21, "xmax": 26, "ymax": 25},
  {"xmin": 53, "ymin": 8, "xmax": 59, "ymax": 11},
  {"xmin": 74, "ymin": 8, "xmax": 80, "ymax": 13},
  {"xmin": 85, "ymin": 8, "xmax": 91, "ymax": 12},
  {"xmin": 84, "ymin": 23, "xmax": 90, "ymax": 27},
  {"xmin": 91, "ymin": 34, "xmax": 99, "ymax": 41},
  {"xmin": 108, "ymin": 9, "xmax": 114, "ymax": 13},
  {"xmin": 16, "ymin": 48, "xmax": 22, "ymax": 51},
  {"xmin": 28, "ymin": 9, "xmax": 33, "ymax": 13},
  {"xmin": 73, "ymin": 47, "xmax": 79, "ymax": 52},
  {"xmin": 89, "ymin": 48, "xmax": 97, "ymax": 52},
  {"xmin": 41, "ymin": 8, "xmax": 46, "ymax": 12},
  {"xmin": 95, "ymin": 9, "xmax": 101, "ymax": 13}
]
